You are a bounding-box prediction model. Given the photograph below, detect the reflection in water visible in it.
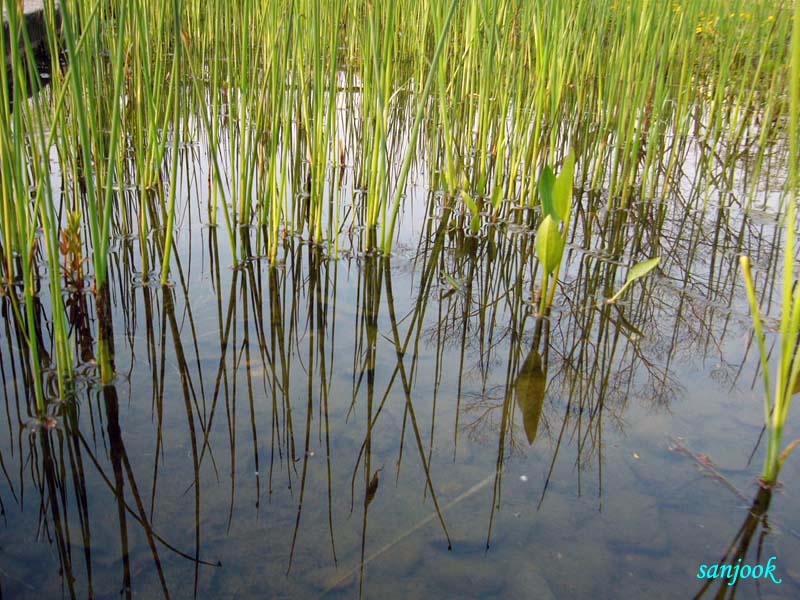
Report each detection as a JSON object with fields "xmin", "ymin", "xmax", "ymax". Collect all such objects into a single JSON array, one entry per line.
[
  {"xmin": 1, "ymin": 154, "xmax": 799, "ymax": 597},
  {"xmin": 693, "ymin": 488, "xmax": 773, "ymax": 600}
]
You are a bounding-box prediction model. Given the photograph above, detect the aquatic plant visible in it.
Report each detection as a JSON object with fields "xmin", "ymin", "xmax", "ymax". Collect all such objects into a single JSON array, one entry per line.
[
  {"xmin": 383, "ymin": 0, "xmax": 459, "ymax": 252},
  {"xmin": 534, "ymin": 153, "xmax": 574, "ymax": 314},
  {"xmin": 1, "ymin": 0, "xmax": 75, "ymax": 406},
  {"xmin": 0, "ymin": 0, "xmax": 795, "ymax": 412},
  {"xmin": 605, "ymin": 257, "xmax": 661, "ymax": 304},
  {"xmin": 738, "ymin": 0, "xmax": 800, "ymax": 487}
]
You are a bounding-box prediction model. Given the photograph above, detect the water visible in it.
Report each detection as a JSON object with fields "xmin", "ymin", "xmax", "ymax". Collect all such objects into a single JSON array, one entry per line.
[{"xmin": 2, "ymin": 131, "xmax": 800, "ymax": 598}]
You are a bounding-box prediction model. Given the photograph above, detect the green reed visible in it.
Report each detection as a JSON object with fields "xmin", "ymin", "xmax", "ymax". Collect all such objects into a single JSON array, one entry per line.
[
  {"xmin": 159, "ymin": 0, "xmax": 183, "ymax": 285},
  {"xmin": 28, "ymin": 1, "xmax": 798, "ymax": 253},
  {"xmin": 0, "ymin": 0, "xmax": 795, "ymax": 409},
  {"xmin": 739, "ymin": 0, "xmax": 800, "ymax": 486},
  {"xmin": 1, "ymin": 0, "xmax": 77, "ymax": 406}
]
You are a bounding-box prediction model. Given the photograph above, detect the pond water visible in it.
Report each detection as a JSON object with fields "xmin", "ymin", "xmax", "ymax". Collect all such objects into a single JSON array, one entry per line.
[{"xmin": 2, "ymin": 105, "xmax": 800, "ymax": 599}]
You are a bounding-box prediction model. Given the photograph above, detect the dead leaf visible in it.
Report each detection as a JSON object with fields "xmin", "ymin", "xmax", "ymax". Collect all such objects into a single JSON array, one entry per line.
[
  {"xmin": 696, "ymin": 453, "xmax": 715, "ymax": 468},
  {"xmin": 365, "ymin": 469, "xmax": 380, "ymax": 509}
]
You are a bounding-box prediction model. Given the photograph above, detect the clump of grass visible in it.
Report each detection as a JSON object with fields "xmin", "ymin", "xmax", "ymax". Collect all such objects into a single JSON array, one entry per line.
[
  {"xmin": 1, "ymin": 0, "xmax": 75, "ymax": 407},
  {"xmin": 7, "ymin": 0, "xmax": 797, "ymax": 260}
]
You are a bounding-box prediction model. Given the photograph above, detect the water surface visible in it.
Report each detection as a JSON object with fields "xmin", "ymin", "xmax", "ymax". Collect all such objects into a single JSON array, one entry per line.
[{"xmin": 1, "ymin": 104, "xmax": 800, "ymax": 600}]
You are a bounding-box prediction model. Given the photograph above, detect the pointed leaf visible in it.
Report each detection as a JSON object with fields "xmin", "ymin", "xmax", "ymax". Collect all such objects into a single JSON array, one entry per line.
[
  {"xmin": 491, "ymin": 184, "xmax": 503, "ymax": 210},
  {"xmin": 536, "ymin": 215, "xmax": 564, "ymax": 274},
  {"xmin": 552, "ymin": 153, "xmax": 575, "ymax": 222},
  {"xmin": 515, "ymin": 348, "xmax": 546, "ymax": 445},
  {"xmin": 460, "ymin": 189, "xmax": 479, "ymax": 216},
  {"xmin": 470, "ymin": 215, "xmax": 482, "ymax": 234},
  {"xmin": 625, "ymin": 256, "xmax": 660, "ymax": 285},
  {"xmin": 538, "ymin": 166, "xmax": 556, "ymax": 219}
]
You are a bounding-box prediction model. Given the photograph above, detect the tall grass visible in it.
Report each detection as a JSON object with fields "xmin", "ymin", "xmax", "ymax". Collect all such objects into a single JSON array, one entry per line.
[
  {"xmin": 1, "ymin": 0, "xmax": 75, "ymax": 406},
  {"xmin": 0, "ymin": 0, "xmax": 795, "ymax": 409}
]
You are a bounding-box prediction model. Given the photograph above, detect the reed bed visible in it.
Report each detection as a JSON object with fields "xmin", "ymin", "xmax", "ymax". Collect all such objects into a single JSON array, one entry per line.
[{"xmin": 0, "ymin": 0, "xmax": 795, "ymax": 402}]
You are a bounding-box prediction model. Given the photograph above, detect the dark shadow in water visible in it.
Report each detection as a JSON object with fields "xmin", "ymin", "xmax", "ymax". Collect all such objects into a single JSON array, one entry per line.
[
  {"xmin": 692, "ymin": 487, "xmax": 773, "ymax": 600},
  {"xmin": 3, "ymin": 3, "xmax": 59, "ymax": 111}
]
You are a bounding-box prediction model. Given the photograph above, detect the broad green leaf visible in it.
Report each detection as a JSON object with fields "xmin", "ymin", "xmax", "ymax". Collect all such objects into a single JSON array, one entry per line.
[
  {"xmin": 538, "ymin": 166, "xmax": 556, "ymax": 219},
  {"xmin": 515, "ymin": 348, "xmax": 546, "ymax": 445},
  {"xmin": 625, "ymin": 256, "xmax": 661, "ymax": 284},
  {"xmin": 552, "ymin": 152, "xmax": 575, "ymax": 222},
  {"xmin": 536, "ymin": 215, "xmax": 564, "ymax": 274}
]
